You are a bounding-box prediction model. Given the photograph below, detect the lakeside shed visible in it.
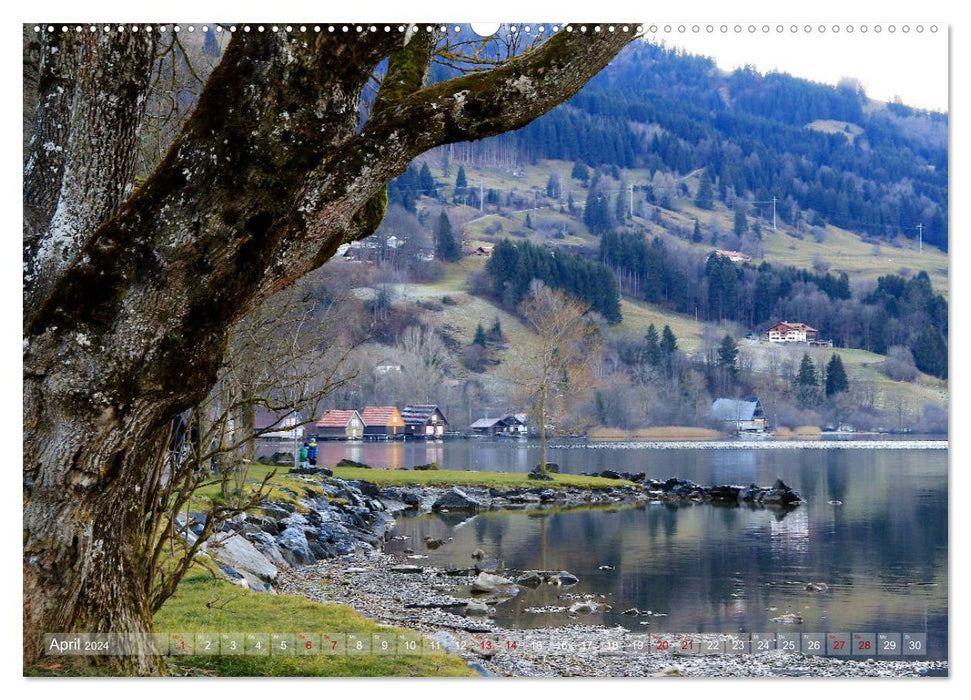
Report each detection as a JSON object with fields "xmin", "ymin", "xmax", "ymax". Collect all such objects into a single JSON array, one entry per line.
[
  {"xmin": 470, "ymin": 413, "xmax": 528, "ymax": 437},
  {"xmin": 401, "ymin": 405, "xmax": 449, "ymax": 439},
  {"xmin": 360, "ymin": 406, "xmax": 406, "ymax": 438},
  {"xmin": 711, "ymin": 398, "xmax": 767, "ymax": 433},
  {"xmin": 316, "ymin": 409, "xmax": 364, "ymax": 441}
]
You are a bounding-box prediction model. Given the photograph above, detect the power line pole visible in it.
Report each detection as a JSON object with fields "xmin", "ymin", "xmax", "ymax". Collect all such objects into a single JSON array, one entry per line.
[
  {"xmin": 480, "ymin": 179, "xmax": 484, "ymax": 212},
  {"xmin": 917, "ymin": 222, "xmax": 923, "ymax": 253},
  {"xmin": 772, "ymin": 196, "xmax": 777, "ymax": 231},
  {"xmin": 629, "ymin": 184, "xmax": 634, "ymax": 219}
]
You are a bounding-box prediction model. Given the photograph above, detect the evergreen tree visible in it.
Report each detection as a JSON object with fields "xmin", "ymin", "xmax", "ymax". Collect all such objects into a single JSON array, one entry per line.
[
  {"xmin": 584, "ymin": 187, "xmax": 611, "ymax": 235},
  {"xmin": 733, "ymin": 206, "xmax": 747, "ymax": 237},
  {"xmin": 643, "ymin": 324, "xmax": 661, "ymax": 366},
  {"xmin": 490, "ymin": 318, "xmax": 503, "ymax": 342},
  {"xmin": 912, "ymin": 328, "xmax": 948, "ymax": 379},
  {"xmin": 455, "ymin": 165, "xmax": 468, "ymax": 190},
  {"xmin": 546, "ymin": 172, "xmax": 562, "ymax": 199},
  {"xmin": 473, "ymin": 324, "xmax": 487, "ymax": 347},
  {"xmin": 796, "ymin": 352, "xmax": 820, "ymax": 407},
  {"xmin": 660, "ymin": 325, "xmax": 678, "ymax": 356},
  {"xmin": 419, "ymin": 162, "xmax": 436, "ymax": 197},
  {"xmin": 435, "ymin": 211, "xmax": 461, "ymax": 262},
  {"xmin": 525, "ymin": 212, "xmax": 533, "ymax": 229},
  {"xmin": 692, "ymin": 219, "xmax": 702, "ymax": 243},
  {"xmin": 615, "ymin": 183, "xmax": 628, "ymax": 222},
  {"xmin": 717, "ymin": 334, "xmax": 738, "ymax": 375},
  {"xmin": 567, "ymin": 193, "xmax": 576, "ymax": 213},
  {"xmin": 825, "ymin": 354, "xmax": 849, "ymax": 396},
  {"xmin": 571, "ymin": 161, "xmax": 589, "ymax": 183},
  {"xmin": 694, "ymin": 168, "xmax": 715, "ymax": 210},
  {"xmin": 797, "ymin": 353, "xmax": 817, "ymax": 386}
]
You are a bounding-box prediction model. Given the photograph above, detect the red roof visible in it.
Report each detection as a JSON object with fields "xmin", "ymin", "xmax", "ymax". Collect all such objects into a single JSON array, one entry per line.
[
  {"xmin": 360, "ymin": 406, "xmax": 403, "ymax": 426},
  {"xmin": 769, "ymin": 321, "xmax": 818, "ymax": 333},
  {"xmin": 316, "ymin": 409, "xmax": 360, "ymax": 428}
]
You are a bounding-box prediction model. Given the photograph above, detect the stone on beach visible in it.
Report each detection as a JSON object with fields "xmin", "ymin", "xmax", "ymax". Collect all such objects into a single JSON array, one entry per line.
[
  {"xmin": 471, "ymin": 572, "xmax": 519, "ymax": 595},
  {"xmin": 432, "ymin": 487, "xmax": 485, "ymax": 512}
]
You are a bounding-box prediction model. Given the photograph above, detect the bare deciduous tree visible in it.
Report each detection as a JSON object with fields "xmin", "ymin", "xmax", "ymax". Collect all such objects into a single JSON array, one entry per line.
[{"xmin": 507, "ymin": 281, "xmax": 601, "ymax": 473}]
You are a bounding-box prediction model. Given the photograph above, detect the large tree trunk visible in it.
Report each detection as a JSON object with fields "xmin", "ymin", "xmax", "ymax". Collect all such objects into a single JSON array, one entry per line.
[{"xmin": 23, "ymin": 25, "xmax": 635, "ymax": 672}]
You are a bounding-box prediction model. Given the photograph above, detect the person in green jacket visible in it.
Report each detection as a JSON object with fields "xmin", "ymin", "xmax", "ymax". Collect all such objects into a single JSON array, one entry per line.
[{"xmin": 299, "ymin": 442, "xmax": 309, "ymax": 469}]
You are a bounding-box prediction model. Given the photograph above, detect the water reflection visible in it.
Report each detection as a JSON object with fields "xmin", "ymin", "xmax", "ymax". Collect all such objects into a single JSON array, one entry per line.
[{"xmin": 373, "ymin": 444, "xmax": 946, "ymax": 659}]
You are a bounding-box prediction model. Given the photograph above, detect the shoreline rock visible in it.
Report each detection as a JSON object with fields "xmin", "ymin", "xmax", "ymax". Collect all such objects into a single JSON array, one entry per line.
[{"xmin": 198, "ymin": 471, "xmax": 803, "ymax": 595}]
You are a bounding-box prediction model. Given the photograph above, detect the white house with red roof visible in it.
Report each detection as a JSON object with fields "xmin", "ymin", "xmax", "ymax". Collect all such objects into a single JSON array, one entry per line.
[{"xmin": 767, "ymin": 321, "xmax": 819, "ymax": 344}]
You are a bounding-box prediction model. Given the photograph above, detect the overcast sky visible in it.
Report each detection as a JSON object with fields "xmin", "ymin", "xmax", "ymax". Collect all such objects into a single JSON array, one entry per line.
[{"xmin": 652, "ymin": 24, "xmax": 948, "ymax": 113}]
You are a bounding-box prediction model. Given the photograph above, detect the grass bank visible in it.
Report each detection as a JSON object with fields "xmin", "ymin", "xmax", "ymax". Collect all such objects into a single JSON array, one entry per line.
[
  {"xmin": 152, "ymin": 572, "xmax": 475, "ymax": 676},
  {"xmin": 330, "ymin": 466, "xmax": 634, "ymax": 489}
]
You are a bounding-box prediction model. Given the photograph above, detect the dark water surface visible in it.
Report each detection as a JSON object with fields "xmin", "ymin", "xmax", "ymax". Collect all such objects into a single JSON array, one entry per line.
[{"xmin": 293, "ymin": 439, "xmax": 949, "ymax": 659}]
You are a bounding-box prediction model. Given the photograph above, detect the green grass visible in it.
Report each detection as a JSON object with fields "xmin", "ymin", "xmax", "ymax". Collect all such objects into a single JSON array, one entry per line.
[
  {"xmin": 437, "ymin": 158, "xmax": 947, "ymax": 296},
  {"xmin": 330, "ymin": 466, "xmax": 633, "ymax": 489},
  {"xmin": 152, "ymin": 572, "xmax": 475, "ymax": 677}
]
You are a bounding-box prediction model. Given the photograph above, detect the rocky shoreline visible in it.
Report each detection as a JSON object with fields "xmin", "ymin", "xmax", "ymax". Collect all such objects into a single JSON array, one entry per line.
[
  {"xmin": 278, "ymin": 549, "xmax": 946, "ymax": 678},
  {"xmin": 189, "ymin": 470, "xmax": 945, "ymax": 677}
]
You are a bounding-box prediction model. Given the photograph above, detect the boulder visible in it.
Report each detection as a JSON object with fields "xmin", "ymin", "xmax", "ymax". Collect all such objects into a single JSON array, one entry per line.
[
  {"xmin": 432, "ymin": 487, "xmax": 484, "ymax": 512},
  {"xmin": 464, "ymin": 600, "xmax": 491, "ymax": 616},
  {"xmin": 516, "ymin": 571, "xmax": 544, "ymax": 588},
  {"xmin": 532, "ymin": 462, "xmax": 560, "ymax": 474},
  {"xmin": 289, "ymin": 466, "xmax": 333, "ymax": 476},
  {"xmin": 470, "ymin": 572, "xmax": 519, "ymax": 594},
  {"xmin": 337, "ymin": 458, "xmax": 370, "ymax": 469},
  {"xmin": 708, "ymin": 485, "xmax": 741, "ymax": 501},
  {"xmin": 413, "ymin": 462, "xmax": 439, "ymax": 471},
  {"xmin": 474, "ymin": 559, "xmax": 503, "ymax": 574},
  {"xmin": 204, "ymin": 531, "xmax": 279, "ymax": 583},
  {"xmin": 545, "ymin": 570, "xmax": 580, "ymax": 586},
  {"xmin": 568, "ymin": 600, "xmax": 598, "ymax": 614},
  {"xmin": 243, "ymin": 531, "xmax": 289, "ymax": 569},
  {"xmin": 527, "ymin": 472, "xmax": 554, "ymax": 481},
  {"xmin": 276, "ymin": 526, "xmax": 313, "ymax": 566},
  {"xmin": 509, "ymin": 492, "xmax": 541, "ymax": 503},
  {"xmin": 280, "ymin": 512, "xmax": 310, "ymax": 530},
  {"xmin": 259, "ymin": 502, "xmax": 293, "ymax": 519}
]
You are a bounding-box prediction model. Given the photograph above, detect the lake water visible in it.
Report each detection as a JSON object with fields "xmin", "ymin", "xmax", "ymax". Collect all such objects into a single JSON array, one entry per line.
[{"xmin": 279, "ymin": 438, "xmax": 949, "ymax": 659}]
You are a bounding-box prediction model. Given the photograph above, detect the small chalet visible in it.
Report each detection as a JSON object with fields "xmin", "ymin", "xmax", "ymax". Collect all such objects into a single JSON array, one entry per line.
[
  {"xmin": 401, "ymin": 405, "xmax": 449, "ymax": 438},
  {"xmin": 713, "ymin": 249, "xmax": 752, "ymax": 263},
  {"xmin": 767, "ymin": 321, "xmax": 819, "ymax": 344},
  {"xmin": 360, "ymin": 406, "xmax": 406, "ymax": 438},
  {"xmin": 316, "ymin": 409, "xmax": 364, "ymax": 441},
  {"xmin": 707, "ymin": 249, "xmax": 752, "ymax": 264},
  {"xmin": 711, "ymin": 398, "xmax": 768, "ymax": 433},
  {"xmin": 253, "ymin": 409, "xmax": 304, "ymax": 441},
  {"xmin": 470, "ymin": 413, "xmax": 528, "ymax": 436}
]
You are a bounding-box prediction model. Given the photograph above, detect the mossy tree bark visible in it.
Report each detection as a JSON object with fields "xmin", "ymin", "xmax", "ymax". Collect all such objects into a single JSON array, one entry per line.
[{"xmin": 23, "ymin": 24, "xmax": 635, "ymax": 672}]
